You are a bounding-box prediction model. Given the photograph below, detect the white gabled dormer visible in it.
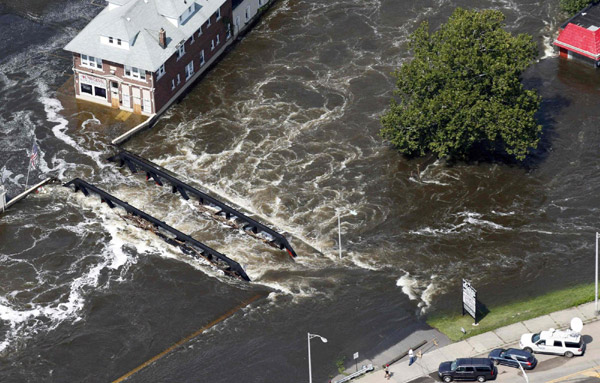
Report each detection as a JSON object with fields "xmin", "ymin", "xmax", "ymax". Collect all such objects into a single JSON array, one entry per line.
[
  {"xmin": 100, "ymin": 34, "xmax": 130, "ymax": 49},
  {"xmin": 156, "ymin": 0, "xmax": 197, "ymax": 27},
  {"xmin": 106, "ymin": 0, "xmax": 134, "ymax": 11},
  {"xmin": 178, "ymin": 4, "xmax": 196, "ymax": 25}
]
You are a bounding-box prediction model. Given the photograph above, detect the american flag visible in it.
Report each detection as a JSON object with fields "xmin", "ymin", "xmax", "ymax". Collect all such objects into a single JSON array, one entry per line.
[{"xmin": 30, "ymin": 142, "xmax": 39, "ymax": 169}]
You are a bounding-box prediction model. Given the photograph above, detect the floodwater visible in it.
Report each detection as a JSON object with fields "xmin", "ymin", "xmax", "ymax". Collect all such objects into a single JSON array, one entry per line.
[{"xmin": 1, "ymin": 0, "xmax": 599, "ymax": 382}]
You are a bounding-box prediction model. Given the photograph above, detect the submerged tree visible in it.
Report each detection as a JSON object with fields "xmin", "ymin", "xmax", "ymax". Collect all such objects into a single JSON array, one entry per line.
[
  {"xmin": 380, "ymin": 8, "xmax": 542, "ymax": 161},
  {"xmin": 560, "ymin": 0, "xmax": 595, "ymax": 16}
]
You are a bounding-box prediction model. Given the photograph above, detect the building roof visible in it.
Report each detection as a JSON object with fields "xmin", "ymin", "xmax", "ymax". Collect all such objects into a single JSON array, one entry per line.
[
  {"xmin": 64, "ymin": 0, "xmax": 226, "ymax": 72},
  {"xmin": 554, "ymin": 2, "xmax": 600, "ymax": 60}
]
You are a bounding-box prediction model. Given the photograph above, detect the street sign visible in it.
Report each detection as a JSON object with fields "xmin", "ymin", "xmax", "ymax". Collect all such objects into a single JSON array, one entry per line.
[
  {"xmin": 462, "ymin": 279, "xmax": 477, "ymax": 322},
  {"xmin": 353, "ymin": 352, "xmax": 359, "ymax": 360},
  {"xmin": 353, "ymin": 352, "xmax": 359, "ymax": 372}
]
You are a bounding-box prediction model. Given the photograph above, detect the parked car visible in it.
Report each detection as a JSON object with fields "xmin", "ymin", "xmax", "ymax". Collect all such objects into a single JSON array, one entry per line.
[
  {"xmin": 519, "ymin": 328, "xmax": 585, "ymax": 357},
  {"xmin": 438, "ymin": 358, "xmax": 497, "ymax": 382},
  {"xmin": 488, "ymin": 348, "xmax": 537, "ymax": 369}
]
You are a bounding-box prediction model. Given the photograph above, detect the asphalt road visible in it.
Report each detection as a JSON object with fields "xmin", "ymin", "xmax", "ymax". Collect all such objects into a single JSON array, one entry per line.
[{"xmin": 404, "ymin": 332, "xmax": 600, "ymax": 383}]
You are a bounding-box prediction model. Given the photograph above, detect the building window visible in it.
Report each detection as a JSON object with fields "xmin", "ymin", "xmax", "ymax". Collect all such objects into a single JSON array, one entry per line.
[
  {"xmin": 191, "ymin": 34, "xmax": 195, "ymax": 44},
  {"xmin": 216, "ymin": 8, "xmax": 221, "ymax": 21},
  {"xmin": 259, "ymin": 0, "xmax": 263, "ymax": 5},
  {"xmin": 177, "ymin": 74, "xmax": 181, "ymax": 85},
  {"xmin": 211, "ymin": 39, "xmax": 215, "ymax": 51},
  {"xmin": 109, "ymin": 36, "xmax": 113, "ymax": 44},
  {"xmin": 207, "ymin": 17, "xmax": 211, "ymax": 27},
  {"xmin": 245, "ymin": 7, "xmax": 250, "ymax": 22},
  {"xmin": 117, "ymin": 38, "xmax": 122, "ymax": 46},
  {"xmin": 94, "ymin": 86, "xmax": 107, "ymax": 98},
  {"xmin": 171, "ymin": 79, "xmax": 175, "ymax": 90},
  {"xmin": 176, "ymin": 44, "xmax": 185, "ymax": 59},
  {"xmin": 216, "ymin": 34, "xmax": 220, "ymax": 46},
  {"xmin": 80, "ymin": 82, "xmax": 106, "ymax": 99},
  {"xmin": 124, "ymin": 65, "xmax": 146, "ymax": 80},
  {"xmin": 81, "ymin": 54, "xmax": 102, "ymax": 70},
  {"xmin": 185, "ymin": 61, "xmax": 194, "ymax": 80},
  {"xmin": 200, "ymin": 50, "xmax": 205, "ymax": 66},
  {"xmin": 197, "ymin": 27, "xmax": 202, "ymax": 37},
  {"xmin": 81, "ymin": 83, "xmax": 93, "ymax": 95},
  {"xmin": 156, "ymin": 64, "xmax": 165, "ymax": 80},
  {"xmin": 226, "ymin": 24, "xmax": 231, "ymax": 40}
]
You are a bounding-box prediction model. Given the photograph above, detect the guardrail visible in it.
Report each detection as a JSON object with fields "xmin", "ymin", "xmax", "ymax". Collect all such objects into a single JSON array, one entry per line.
[
  {"xmin": 333, "ymin": 364, "xmax": 374, "ymax": 383},
  {"xmin": 1, "ymin": 178, "xmax": 58, "ymax": 214},
  {"xmin": 107, "ymin": 150, "xmax": 298, "ymax": 259},
  {"xmin": 63, "ymin": 178, "xmax": 250, "ymax": 281}
]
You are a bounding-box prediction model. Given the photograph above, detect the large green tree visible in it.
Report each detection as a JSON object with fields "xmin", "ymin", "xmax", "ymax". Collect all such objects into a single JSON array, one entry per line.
[
  {"xmin": 381, "ymin": 8, "xmax": 542, "ymax": 161},
  {"xmin": 560, "ymin": 0, "xmax": 595, "ymax": 16}
]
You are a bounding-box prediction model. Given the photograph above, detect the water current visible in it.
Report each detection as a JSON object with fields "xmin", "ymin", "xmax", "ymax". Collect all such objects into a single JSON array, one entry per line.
[{"xmin": 1, "ymin": 0, "xmax": 600, "ymax": 382}]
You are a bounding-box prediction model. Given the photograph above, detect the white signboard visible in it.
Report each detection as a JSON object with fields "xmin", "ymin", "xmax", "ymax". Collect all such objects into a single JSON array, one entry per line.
[
  {"xmin": 462, "ymin": 279, "xmax": 477, "ymax": 319},
  {"xmin": 353, "ymin": 352, "xmax": 359, "ymax": 360},
  {"xmin": 79, "ymin": 73, "xmax": 106, "ymax": 88}
]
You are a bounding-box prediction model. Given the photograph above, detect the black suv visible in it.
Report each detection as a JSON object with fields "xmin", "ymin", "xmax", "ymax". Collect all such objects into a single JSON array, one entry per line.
[
  {"xmin": 438, "ymin": 358, "xmax": 497, "ymax": 382},
  {"xmin": 488, "ymin": 348, "xmax": 537, "ymax": 369}
]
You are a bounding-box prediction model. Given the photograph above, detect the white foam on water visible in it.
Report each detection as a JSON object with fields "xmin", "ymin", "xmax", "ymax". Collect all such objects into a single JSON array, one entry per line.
[
  {"xmin": 397, "ymin": 272, "xmax": 420, "ymax": 301},
  {"xmin": 491, "ymin": 210, "xmax": 515, "ymax": 216},
  {"xmin": 463, "ymin": 216, "xmax": 509, "ymax": 231},
  {"xmin": 37, "ymin": 89, "xmax": 110, "ymax": 171},
  {"xmin": 0, "ymin": 215, "xmax": 130, "ymax": 354},
  {"xmin": 396, "ymin": 272, "xmax": 437, "ymax": 314},
  {"xmin": 541, "ymin": 20, "xmax": 559, "ymax": 60}
]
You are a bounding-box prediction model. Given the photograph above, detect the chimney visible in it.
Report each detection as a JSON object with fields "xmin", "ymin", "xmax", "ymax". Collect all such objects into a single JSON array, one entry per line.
[{"xmin": 159, "ymin": 28, "xmax": 166, "ymax": 49}]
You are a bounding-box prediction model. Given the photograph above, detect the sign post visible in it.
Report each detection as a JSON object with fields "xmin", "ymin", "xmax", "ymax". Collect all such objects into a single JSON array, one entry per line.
[
  {"xmin": 353, "ymin": 352, "xmax": 359, "ymax": 372},
  {"xmin": 462, "ymin": 279, "xmax": 478, "ymax": 325}
]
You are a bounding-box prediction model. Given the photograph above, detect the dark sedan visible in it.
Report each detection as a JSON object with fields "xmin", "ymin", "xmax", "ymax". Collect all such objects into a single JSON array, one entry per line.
[{"xmin": 488, "ymin": 348, "xmax": 537, "ymax": 370}]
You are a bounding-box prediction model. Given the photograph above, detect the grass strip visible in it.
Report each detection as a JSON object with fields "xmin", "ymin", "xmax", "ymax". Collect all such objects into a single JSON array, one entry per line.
[{"xmin": 427, "ymin": 283, "xmax": 595, "ymax": 342}]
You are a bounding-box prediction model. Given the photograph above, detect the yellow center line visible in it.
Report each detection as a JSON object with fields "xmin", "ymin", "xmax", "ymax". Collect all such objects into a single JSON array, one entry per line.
[
  {"xmin": 111, "ymin": 294, "xmax": 263, "ymax": 383},
  {"xmin": 546, "ymin": 366, "xmax": 600, "ymax": 383}
]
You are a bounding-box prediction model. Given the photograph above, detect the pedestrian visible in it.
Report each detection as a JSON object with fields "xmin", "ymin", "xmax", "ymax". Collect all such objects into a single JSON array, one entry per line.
[
  {"xmin": 384, "ymin": 364, "xmax": 390, "ymax": 380},
  {"xmin": 408, "ymin": 348, "xmax": 415, "ymax": 366}
]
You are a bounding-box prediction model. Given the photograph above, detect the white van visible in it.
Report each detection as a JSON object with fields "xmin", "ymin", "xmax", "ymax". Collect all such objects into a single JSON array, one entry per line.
[{"xmin": 519, "ymin": 328, "xmax": 585, "ymax": 357}]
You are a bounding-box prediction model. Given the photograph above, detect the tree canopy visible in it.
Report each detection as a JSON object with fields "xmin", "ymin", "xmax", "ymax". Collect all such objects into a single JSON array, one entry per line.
[
  {"xmin": 560, "ymin": 0, "xmax": 595, "ymax": 16},
  {"xmin": 380, "ymin": 8, "xmax": 542, "ymax": 162}
]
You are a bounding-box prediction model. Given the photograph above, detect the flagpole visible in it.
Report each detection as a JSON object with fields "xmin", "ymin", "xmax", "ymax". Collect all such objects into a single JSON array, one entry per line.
[
  {"xmin": 25, "ymin": 138, "xmax": 35, "ymax": 190},
  {"xmin": 24, "ymin": 155, "xmax": 31, "ymax": 190}
]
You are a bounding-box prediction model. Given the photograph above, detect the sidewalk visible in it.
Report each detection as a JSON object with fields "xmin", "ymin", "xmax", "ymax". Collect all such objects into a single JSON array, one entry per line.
[{"xmin": 352, "ymin": 302, "xmax": 598, "ymax": 383}]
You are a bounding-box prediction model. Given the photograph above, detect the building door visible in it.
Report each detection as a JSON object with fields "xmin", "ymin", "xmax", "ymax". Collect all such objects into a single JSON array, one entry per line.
[
  {"xmin": 142, "ymin": 89, "xmax": 152, "ymax": 114},
  {"xmin": 132, "ymin": 87, "xmax": 142, "ymax": 114},
  {"xmin": 110, "ymin": 81, "xmax": 119, "ymax": 108},
  {"xmin": 121, "ymin": 85, "xmax": 130, "ymax": 109}
]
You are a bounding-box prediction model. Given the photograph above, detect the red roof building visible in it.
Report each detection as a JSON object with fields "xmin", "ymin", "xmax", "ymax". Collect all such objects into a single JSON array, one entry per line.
[{"xmin": 554, "ymin": 3, "xmax": 600, "ymax": 65}]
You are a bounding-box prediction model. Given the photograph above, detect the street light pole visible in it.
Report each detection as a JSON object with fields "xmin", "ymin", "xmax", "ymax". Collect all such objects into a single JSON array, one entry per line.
[
  {"xmin": 338, "ymin": 213, "xmax": 342, "ymax": 259},
  {"xmin": 307, "ymin": 333, "xmax": 312, "ymax": 383},
  {"xmin": 307, "ymin": 332, "xmax": 328, "ymax": 383},
  {"xmin": 595, "ymin": 232, "xmax": 598, "ymax": 315},
  {"xmin": 511, "ymin": 356, "xmax": 529, "ymax": 383}
]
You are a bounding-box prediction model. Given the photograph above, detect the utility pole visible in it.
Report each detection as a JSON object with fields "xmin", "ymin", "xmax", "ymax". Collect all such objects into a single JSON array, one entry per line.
[
  {"xmin": 595, "ymin": 232, "xmax": 598, "ymax": 315},
  {"xmin": 338, "ymin": 213, "xmax": 342, "ymax": 259}
]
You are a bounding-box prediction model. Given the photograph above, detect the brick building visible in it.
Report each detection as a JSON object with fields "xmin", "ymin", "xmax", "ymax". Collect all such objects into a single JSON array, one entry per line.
[{"xmin": 64, "ymin": 0, "xmax": 236, "ymax": 116}]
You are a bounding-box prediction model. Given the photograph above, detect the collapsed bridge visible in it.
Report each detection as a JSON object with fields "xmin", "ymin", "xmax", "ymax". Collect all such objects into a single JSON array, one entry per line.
[
  {"xmin": 107, "ymin": 150, "xmax": 298, "ymax": 259},
  {"xmin": 64, "ymin": 178, "xmax": 251, "ymax": 281}
]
